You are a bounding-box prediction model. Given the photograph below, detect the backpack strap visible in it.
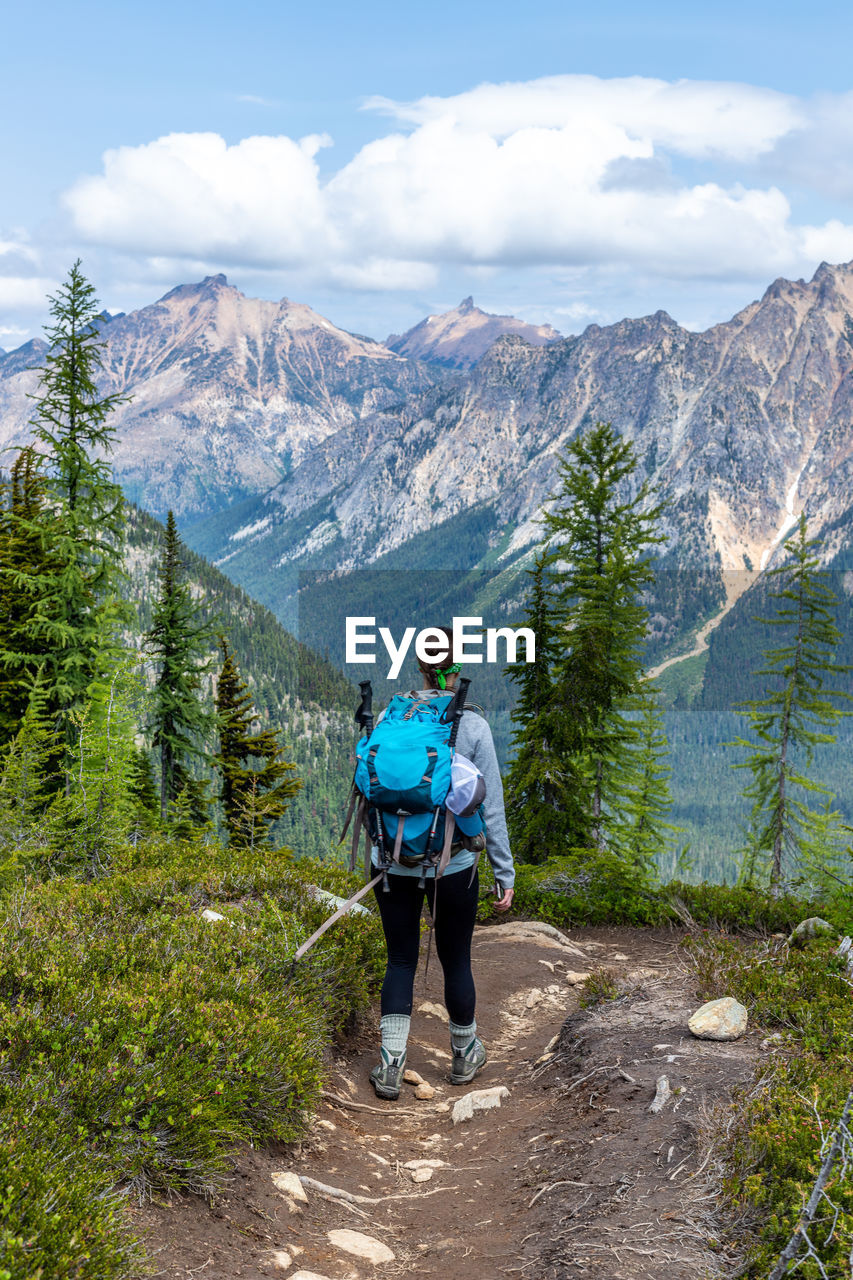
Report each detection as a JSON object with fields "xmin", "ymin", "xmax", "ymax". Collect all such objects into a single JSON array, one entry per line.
[
  {"xmin": 339, "ymin": 785, "xmax": 359, "ymax": 845},
  {"xmin": 391, "ymin": 813, "xmax": 407, "ymax": 864},
  {"xmin": 435, "ymin": 812, "xmax": 457, "ymax": 879},
  {"xmin": 349, "ymin": 795, "xmax": 369, "ymax": 874}
]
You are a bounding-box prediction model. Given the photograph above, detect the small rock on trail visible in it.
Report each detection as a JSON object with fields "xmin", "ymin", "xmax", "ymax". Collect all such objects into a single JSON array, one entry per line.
[
  {"xmin": 688, "ymin": 996, "xmax": 748, "ymax": 1040},
  {"xmin": 327, "ymin": 1228, "xmax": 395, "ymax": 1263}
]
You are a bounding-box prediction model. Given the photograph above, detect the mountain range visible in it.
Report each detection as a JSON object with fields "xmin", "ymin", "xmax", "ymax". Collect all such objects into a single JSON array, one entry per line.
[
  {"xmin": 4, "ymin": 262, "xmax": 853, "ymax": 633},
  {"xmin": 5, "ymin": 263, "xmax": 853, "ymax": 874}
]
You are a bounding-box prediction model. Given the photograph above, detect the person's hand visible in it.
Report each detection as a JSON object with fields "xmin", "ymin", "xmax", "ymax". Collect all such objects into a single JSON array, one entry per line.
[{"xmin": 494, "ymin": 885, "xmax": 514, "ymax": 912}]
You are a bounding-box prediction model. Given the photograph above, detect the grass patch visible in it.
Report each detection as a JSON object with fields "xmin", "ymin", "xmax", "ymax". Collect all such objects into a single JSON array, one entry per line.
[
  {"xmin": 0, "ymin": 837, "xmax": 384, "ymax": 1278},
  {"xmin": 577, "ymin": 968, "xmax": 619, "ymax": 1008}
]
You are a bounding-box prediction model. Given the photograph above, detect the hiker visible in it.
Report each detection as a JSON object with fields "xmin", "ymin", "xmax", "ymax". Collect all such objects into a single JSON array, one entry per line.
[{"xmin": 367, "ymin": 628, "xmax": 515, "ymax": 1101}]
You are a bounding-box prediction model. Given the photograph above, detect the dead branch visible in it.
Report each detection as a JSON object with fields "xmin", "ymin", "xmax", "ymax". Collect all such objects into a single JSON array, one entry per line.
[
  {"xmin": 320, "ymin": 1089, "xmax": 422, "ymax": 1117},
  {"xmin": 648, "ymin": 1075, "xmax": 672, "ymax": 1114},
  {"xmin": 767, "ymin": 1090, "xmax": 853, "ymax": 1280}
]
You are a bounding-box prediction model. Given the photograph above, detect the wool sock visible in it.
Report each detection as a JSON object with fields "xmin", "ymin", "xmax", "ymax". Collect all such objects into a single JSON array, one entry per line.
[
  {"xmin": 449, "ymin": 1018, "xmax": 478, "ymax": 1056},
  {"xmin": 379, "ymin": 1013, "xmax": 410, "ymax": 1064}
]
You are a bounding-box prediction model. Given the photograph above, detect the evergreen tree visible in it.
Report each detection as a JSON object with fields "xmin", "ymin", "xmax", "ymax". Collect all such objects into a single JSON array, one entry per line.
[
  {"xmin": 127, "ymin": 746, "xmax": 160, "ymax": 837},
  {"xmin": 734, "ymin": 514, "xmax": 851, "ymax": 894},
  {"xmin": 542, "ymin": 421, "xmax": 665, "ymax": 851},
  {"xmin": 615, "ymin": 693, "xmax": 680, "ymax": 872},
  {"xmin": 144, "ymin": 511, "xmax": 216, "ymax": 821},
  {"xmin": 0, "ymin": 449, "xmax": 66, "ymax": 745},
  {"xmin": 0, "ymin": 670, "xmax": 62, "ymax": 854},
  {"xmin": 505, "ymin": 549, "xmax": 584, "ymax": 863},
  {"xmin": 23, "ymin": 262, "xmax": 130, "ymax": 755},
  {"xmin": 216, "ymin": 638, "xmax": 301, "ymax": 850}
]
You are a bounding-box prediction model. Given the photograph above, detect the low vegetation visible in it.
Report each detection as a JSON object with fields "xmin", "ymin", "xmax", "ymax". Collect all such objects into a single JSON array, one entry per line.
[
  {"xmin": 479, "ymin": 848, "xmax": 852, "ymax": 935},
  {"xmin": 0, "ymin": 838, "xmax": 383, "ymax": 1279},
  {"xmin": 688, "ymin": 932, "xmax": 853, "ymax": 1276}
]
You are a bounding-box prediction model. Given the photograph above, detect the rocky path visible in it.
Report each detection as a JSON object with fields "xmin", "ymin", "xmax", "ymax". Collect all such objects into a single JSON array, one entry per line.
[{"xmin": 135, "ymin": 924, "xmax": 759, "ymax": 1279}]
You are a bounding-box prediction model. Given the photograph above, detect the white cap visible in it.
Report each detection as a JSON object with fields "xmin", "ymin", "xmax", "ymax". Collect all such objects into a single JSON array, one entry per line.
[{"xmin": 446, "ymin": 753, "xmax": 486, "ymax": 816}]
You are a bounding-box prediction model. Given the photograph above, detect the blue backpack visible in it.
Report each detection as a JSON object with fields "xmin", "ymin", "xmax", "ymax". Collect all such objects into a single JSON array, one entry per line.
[{"xmin": 349, "ymin": 693, "xmax": 485, "ymax": 878}]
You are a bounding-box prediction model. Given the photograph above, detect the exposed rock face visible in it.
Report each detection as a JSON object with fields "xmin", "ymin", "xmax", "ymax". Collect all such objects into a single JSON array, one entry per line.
[
  {"xmin": 0, "ymin": 275, "xmax": 434, "ymax": 519},
  {"xmin": 213, "ymin": 261, "xmax": 853, "ymax": 588},
  {"xmin": 387, "ymin": 296, "xmax": 561, "ymax": 369}
]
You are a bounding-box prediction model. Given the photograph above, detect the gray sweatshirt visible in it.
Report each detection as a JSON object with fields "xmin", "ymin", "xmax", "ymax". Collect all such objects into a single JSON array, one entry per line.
[{"xmin": 371, "ymin": 688, "xmax": 516, "ymax": 888}]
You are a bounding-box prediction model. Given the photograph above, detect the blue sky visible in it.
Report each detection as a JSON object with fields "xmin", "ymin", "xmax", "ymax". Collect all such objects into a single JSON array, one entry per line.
[{"xmin": 3, "ymin": 0, "xmax": 853, "ymax": 344}]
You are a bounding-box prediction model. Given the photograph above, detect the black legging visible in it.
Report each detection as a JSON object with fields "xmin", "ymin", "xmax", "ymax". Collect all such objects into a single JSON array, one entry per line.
[{"xmin": 373, "ymin": 868, "xmax": 479, "ymax": 1025}]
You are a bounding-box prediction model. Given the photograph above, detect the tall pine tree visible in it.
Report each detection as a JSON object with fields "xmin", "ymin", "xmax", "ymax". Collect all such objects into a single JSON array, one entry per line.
[
  {"xmin": 216, "ymin": 638, "xmax": 301, "ymax": 850},
  {"xmin": 24, "ymin": 261, "xmax": 130, "ymax": 756},
  {"xmin": 0, "ymin": 448, "xmax": 66, "ymax": 746},
  {"xmin": 542, "ymin": 421, "xmax": 666, "ymax": 852},
  {"xmin": 615, "ymin": 692, "xmax": 680, "ymax": 872},
  {"xmin": 144, "ymin": 511, "xmax": 215, "ymax": 821},
  {"xmin": 504, "ymin": 549, "xmax": 584, "ymax": 863},
  {"xmin": 735, "ymin": 514, "xmax": 850, "ymax": 893}
]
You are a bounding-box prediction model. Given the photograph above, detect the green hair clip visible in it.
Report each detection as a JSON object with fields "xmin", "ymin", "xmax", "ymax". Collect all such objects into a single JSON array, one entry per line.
[{"xmin": 436, "ymin": 662, "xmax": 462, "ymax": 689}]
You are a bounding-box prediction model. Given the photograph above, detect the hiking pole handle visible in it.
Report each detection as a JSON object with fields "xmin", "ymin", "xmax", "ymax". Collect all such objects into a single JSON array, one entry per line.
[
  {"xmin": 447, "ymin": 676, "xmax": 471, "ymax": 752},
  {"xmin": 355, "ymin": 680, "xmax": 374, "ymax": 735}
]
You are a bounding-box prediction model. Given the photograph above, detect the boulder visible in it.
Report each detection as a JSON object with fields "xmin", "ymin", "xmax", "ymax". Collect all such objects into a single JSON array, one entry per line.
[
  {"xmin": 790, "ymin": 917, "xmax": 836, "ymax": 946},
  {"xmin": 688, "ymin": 997, "xmax": 748, "ymax": 1041}
]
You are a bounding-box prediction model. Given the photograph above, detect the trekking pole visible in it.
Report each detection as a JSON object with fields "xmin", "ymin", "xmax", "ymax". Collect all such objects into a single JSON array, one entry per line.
[
  {"xmin": 353, "ymin": 679, "xmax": 394, "ymax": 891},
  {"xmin": 355, "ymin": 680, "xmax": 374, "ymax": 736},
  {"xmin": 290, "ymin": 680, "xmax": 384, "ymax": 976}
]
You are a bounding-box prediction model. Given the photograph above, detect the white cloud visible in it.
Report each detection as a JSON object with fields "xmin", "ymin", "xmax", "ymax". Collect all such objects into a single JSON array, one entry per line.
[
  {"xmin": 0, "ymin": 276, "xmax": 57, "ymax": 309},
  {"xmin": 60, "ymin": 75, "xmax": 853, "ymax": 293},
  {"xmin": 364, "ymin": 75, "xmax": 802, "ymax": 162},
  {"xmin": 64, "ymin": 132, "xmax": 333, "ymax": 268}
]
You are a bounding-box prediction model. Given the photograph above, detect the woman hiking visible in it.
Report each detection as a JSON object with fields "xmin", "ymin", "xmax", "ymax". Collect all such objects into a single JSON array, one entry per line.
[{"xmin": 368, "ymin": 627, "xmax": 515, "ymax": 1101}]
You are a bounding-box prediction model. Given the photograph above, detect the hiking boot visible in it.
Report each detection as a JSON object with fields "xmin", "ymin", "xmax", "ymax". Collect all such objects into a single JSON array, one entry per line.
[
  {"xmin": 450, "ymin": 1036, "xmax": 487, "ymax": 1086},
  {"xmin": 369, "ymin": 1054, "xmax": 406, "ymax": 1100}
]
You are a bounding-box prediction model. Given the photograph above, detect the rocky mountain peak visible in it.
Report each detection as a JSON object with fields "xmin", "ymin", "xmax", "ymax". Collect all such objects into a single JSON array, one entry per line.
[{"xmin": 386, "ymin": 298, "xmax": 561, "ymax": 369}]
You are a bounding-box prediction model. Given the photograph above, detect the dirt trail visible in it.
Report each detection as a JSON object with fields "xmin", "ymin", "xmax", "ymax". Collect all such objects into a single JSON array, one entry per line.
[{"xmin": 136, "ymin": 924, "xmax": 759, "ymax": 1280}]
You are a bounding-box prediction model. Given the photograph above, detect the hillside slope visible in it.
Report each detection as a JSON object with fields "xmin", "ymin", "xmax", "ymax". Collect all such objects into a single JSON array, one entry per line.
[{"xmin": 123, "ymin": 505, "xmax": 357, "ymax": 857}]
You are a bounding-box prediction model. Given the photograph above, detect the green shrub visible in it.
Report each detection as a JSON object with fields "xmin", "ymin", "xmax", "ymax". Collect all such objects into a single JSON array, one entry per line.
[
  {"xmin": 687, "ymin": 933, "xmax": 851, "ymax": 1054},
  {"xmin": 478, "ymin": 851, "xmax": 844, "ymax": 936},
  {"xmin": 721, "ymin": 1057, "xmax": 852, "ymax": 1276},
  {"xmin": 0, "ymin": 1098, "xmax": 142, "ymax": 1280},
  {"xmin": 685, "ymin": 933, "xmax": 853, "ymax": 1274},
  {"xmin": 480, "ymin": 850, "xmax": 668, "ymax": 927},
  {"xmin": 0, "ymin": 835, "xmax": 384, "ymax": 1276}
]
